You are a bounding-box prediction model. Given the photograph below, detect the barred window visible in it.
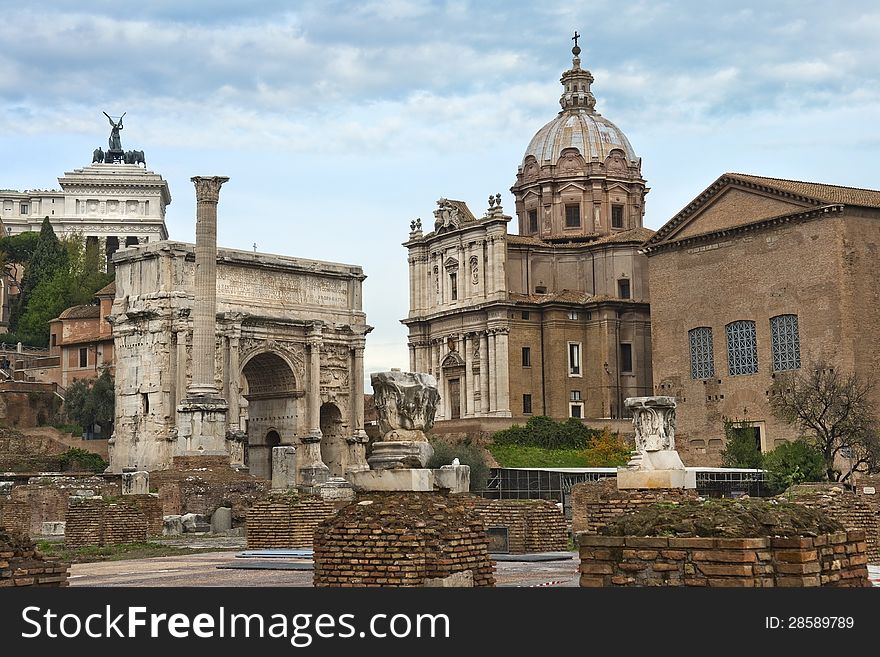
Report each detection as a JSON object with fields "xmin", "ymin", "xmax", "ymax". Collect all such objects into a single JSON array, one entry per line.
[
  {"xmin": 770, "ymin": 314, "xmax": 801, "ymax": 371},
  {"xmin": 688, "ymin": 327, "xmax": 715, "ymax": 379},
  {"xmin": 726, "ymin": 320, "xmax": 758, "ymax": 376}
]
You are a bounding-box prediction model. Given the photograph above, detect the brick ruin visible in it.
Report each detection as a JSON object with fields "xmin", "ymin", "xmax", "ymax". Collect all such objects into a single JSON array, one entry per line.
[
  {"xmin": 578, "ymin": 531, "xmax": 869, "ymax": 587},
  {"xmin": 8, "ymin": 475, "xmax": 120, "ymax": 536},
  {"xmin": 0, "ymin": 499, "xmax": 31, "ymax": 537},
  {"xmin": 464, "ymin": 498, "xmax": 568, "ymax": 553},
  {"xmin": 786, "ymin": 483, "xmax": 880, "ymax": 563},
  {"xmin": 65, "ymin": 495, "xmax": 163, "ymax": 548},
  {"xmin": 570, "ymin": 478, "xmax": 699, "ymax": 535},
  {"xmin": 0, "ymin": 529, "xmax": 70, "ymax": 588},
  {"xmin": 150, "ymin": 456, "xmax": 271, "ymax": 526},
  {"xmin": 313, "ymin": 492, "xmax": 495, "ymax": 587},
  {"xmin": 247, "ymin": 495, "xmax": 346, "ymax": 549}
]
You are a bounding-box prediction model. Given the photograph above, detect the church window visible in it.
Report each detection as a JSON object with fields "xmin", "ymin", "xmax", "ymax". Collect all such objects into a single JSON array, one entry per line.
[
  {"xmin": 20, "ymin": 204, "xmax": 28, "ymax": 215},
  {"xmin": 79, "ymin": 347, "xmax": 88, "ymax": 368},
  {"xmin": 568, "ymin": 310, "xmax": 579, "ymax": 320},
  {"xmin": 569, "ymin": 401, "xmax": 584, "ymax": 418},
  {"xmin": 570, "ymin": 390, "xmax": 581, "ymax": 401},
  {"xmin": 521, "ymin": 311, "xmax": 530, "ymax": 320},
  {"xmin": 523, "ymin": 394, "xmax": 532, "ymax": 415},
  {"xmin": 565, "ymin": 204, "xmax": 581, "ymax": 228},
  {"xmin": 522, "ymin": 347, "xmax": 531, "ymax": 367},
  {"xmin": 450, "ymin": 273, "xmax": 458, "ymax": 301},
  {"xmin": 726, "ymin": 320, "xmax": 758, "ymax": 376},
  {"xmin": 568, "ymin": 342, "xmax": 582, "ymax": 376},
  {"xmin": 770, "ymin": 314, "xmax": 801, "ymax": 371},
  {"xmin": 618, "ymin": 279, "xmax": 630, "ymax": 299},
  {"xmin": 528, "ymin": 209, "xmax": 538, "ymax": 233},
  {"xmin": 611, "ymin": 205, "xmax": 624, "ymax": 228},
  {"xmin": 688, "ymin": 327, "xmax": 715, "ymax": 379},
  {"xmin": 51, "ymin": 334, "xmax": 57, "ymax": 347}
]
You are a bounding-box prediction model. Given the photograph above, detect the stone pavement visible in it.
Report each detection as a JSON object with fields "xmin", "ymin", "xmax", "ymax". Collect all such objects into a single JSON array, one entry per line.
[{"xmin": 68, "ymin": 551, "xmax": 581, "ymax": 587}]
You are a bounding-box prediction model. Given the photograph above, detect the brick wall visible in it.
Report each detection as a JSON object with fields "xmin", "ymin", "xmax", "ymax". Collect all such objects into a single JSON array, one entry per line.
[
  {"xmin": 578, "ymin": 531, "xmax": 869, "ymax": 587},
  {"xmin": 247, "ymin": 496, "xmax": 345, "ymax": 549},
  {"xmin": 314, "ymin": 493, "xmax": 495, "ymax": 587},
  {"xmin": 10, "ymin": 476, "xmax": 120, "ymax": 535},
  {"xmin": 464, "ymin": 498, "xmax": 568, "ymax": 553},
  {"xmin": 570, "ymin": 478, "xmax": 699, "ymax": 535},
  {"xmin": 787, "ymin": 484, "xmax": 880, "ymax": 563},
  {"xmin": 152, "ymin": 456, "xmax": 270, "ymax": 524},
  {"xmin": 0, "ymin": 530, "xmax": 69, "ymax": 588},
  {"xmin": 0, "ymin": 499, "xmax": 31, "ymax": 538},
  {"xmin": 65, "ymin": 497, "xmax": 149, "ymax": 548}
]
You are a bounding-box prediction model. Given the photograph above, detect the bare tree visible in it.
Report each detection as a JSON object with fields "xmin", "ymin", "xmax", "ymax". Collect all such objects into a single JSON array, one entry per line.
[{"xmin": 769, "ymin": 363, "xmax": 880, "ymax": 482}]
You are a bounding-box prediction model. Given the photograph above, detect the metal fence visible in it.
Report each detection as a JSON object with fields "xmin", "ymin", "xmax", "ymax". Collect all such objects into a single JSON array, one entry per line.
[{"xmin": 474, "ymin": 467, "xmax": 770, "ymax": 519}]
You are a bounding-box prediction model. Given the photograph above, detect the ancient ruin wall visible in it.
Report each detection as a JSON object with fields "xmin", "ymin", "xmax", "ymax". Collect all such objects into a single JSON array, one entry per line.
[
  {"xmin": 570, "ymin": 478, "xmax": 699, "ymax": 535},
  {"xmin": 246, "ymin": 496, "xmax": 344, "ymax": 549},
  {"xmin": 578, "ymin": 531, "xmax": 869, "ymax": 587},
  {"xmin": 465, "ymin": 498, "xmax": 568, "ymax": 553},
  {"xmin": 10, "ymin": 476, "xmax": 120, "ymax": 536},
  {"xmin": 0, "ymin": 499, "xmax": 31, "ymax": 538},
  {"xmin": 314, "ymin": 493, "xmax": 495, "ymax": 587},
  {"xmin": 0, "ymin": 530, "xmax": 70, "ymax": 588},
  {"xmin": 65, "ymin": 497, "xmax": 155, "ymax": 548}
]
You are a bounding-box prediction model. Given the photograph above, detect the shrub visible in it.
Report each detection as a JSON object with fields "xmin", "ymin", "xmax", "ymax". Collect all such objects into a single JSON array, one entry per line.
[
  {"xmin": 491, "ymin": 415, "xmax": 598, "ymax": 450},
  {"xmin": 581, "ymin": 428, "xmax": 632, "ymax": 467},
  {"xmin": 762, "ymin": 439, "xmax": 826, "ymax": 494},
  {"xmin": 426, "ymin": 440, "xmax": 489, "ymax": 492},
  {"xmin": 58, "ymin": 447, "xmax": 108, "ymax": 473}
]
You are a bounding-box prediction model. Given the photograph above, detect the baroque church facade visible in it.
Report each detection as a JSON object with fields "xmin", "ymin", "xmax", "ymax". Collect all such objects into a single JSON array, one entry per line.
[{"xmin": 403, "ymin": 42, "xmax": 654, "ymax": 429}]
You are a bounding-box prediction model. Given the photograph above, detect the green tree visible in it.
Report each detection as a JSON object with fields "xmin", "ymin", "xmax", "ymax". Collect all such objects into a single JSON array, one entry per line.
[
  {"xmin": 9, "ymin": 217, "xmax": 67, "ymax": 333},
  {"xmin": 719, "ymin": 418, "xmax": 764, "ymax": 469},
  {"xmin": 64, "ymin": 369, "xmax": 115, "ymax": 437},
  {"xmin": 491, "ymin": 415, "xmax": 598, "ymax": 449},
  {"xmin": 581, "ymin": 428, "xmax": 632, "ymax": 466},
  {"xmin": 770, "ymin": 363, "xmax": 880, "ymax": 482},
  {"xmin": 762, "ymin": 439, "xmax": 826, "ymax": 494}
]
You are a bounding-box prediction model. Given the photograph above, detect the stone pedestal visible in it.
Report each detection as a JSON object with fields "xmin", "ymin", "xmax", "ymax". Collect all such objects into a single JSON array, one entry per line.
[
  {"xmin": 175, "ymin": 397, "xmax": 229, "ymax": 456},
  {"xmin": 319, "ymin": 477, "xmax": 356, "ymax": 502},
  {"xmin": 121, "ymin": 471, "xmax": 149, "ymax": 495},
  {"xmin": 618, "ymin": 396, "xmax": 695, "ymax": 490},
  {"xmin": 298, "ymin": 435, "xmax": 330, "ymax": 494},
  {"xmin": 271, "ymin": 446, "xmax": 297, "ymax": 490},
  {"xmin": 348, "ymin": 464, "xmax": 469, "ymax": 493},
  {"xmin": 367, "ymin": 441, "xmax": 434, "ymax": 470},
  {"xmin": 226, "ymin": 429, "xmax": 247, "ymax": 468},
  {"xmin": 344, "ymin": 432, "xmax": 370, "ymax": 474}
]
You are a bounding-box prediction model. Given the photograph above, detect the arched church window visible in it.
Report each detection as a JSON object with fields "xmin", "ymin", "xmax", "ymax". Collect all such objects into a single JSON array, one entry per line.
[{"xmin": 726, "ymin": 320, "xmax": 758, "ymax": 376}]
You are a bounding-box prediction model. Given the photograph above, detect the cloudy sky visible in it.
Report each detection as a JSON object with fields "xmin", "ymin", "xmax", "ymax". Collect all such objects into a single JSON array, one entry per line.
[{"xmin": 2, "ymin": 1, "xmax": 878, "ymax": 383}]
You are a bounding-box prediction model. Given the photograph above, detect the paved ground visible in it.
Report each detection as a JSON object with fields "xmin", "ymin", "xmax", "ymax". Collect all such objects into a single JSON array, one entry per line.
[{"xmin": 69, "ymin": 551, "xmax": 580, "ymax": 588}]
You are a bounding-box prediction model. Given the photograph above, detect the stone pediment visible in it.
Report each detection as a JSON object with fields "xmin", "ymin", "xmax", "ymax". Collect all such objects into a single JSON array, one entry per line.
[
  {"xmin": 441, "ymin": 350, "xmax": 465, "ymax": 368},
  {"xmin": 643, "ymin": 173, "xmax": 830, "ymax": 252}
]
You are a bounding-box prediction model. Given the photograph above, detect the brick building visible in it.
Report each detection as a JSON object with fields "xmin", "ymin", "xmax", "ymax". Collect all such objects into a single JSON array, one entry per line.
[
  {"xmin": 644, "ymin": 173, "xmax": 880, "ymax": 465},
  {"xmin": 402, "ymin": 41, "xmax": 653, "ymax": 430},
  {"xmin": 48, "ymin": 281, "xmax": 115, "ymax": 388}
]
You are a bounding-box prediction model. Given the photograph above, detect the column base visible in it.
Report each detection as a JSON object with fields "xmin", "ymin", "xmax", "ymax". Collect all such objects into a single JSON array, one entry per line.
[{"xmin": 367, "ymin": 440, "xmax": 434, "ymax": 470}]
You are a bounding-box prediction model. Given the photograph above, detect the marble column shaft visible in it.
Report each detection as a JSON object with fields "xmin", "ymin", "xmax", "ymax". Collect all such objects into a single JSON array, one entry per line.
[{"xmin": 188, "ymin": 175, "xmax": 228, "ymax": 397}]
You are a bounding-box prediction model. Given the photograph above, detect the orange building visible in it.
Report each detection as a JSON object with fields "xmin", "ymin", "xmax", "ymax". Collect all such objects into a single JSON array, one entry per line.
[{"xmin": 48, "ymin": 281, "xmax": 115, "ymax": 388}]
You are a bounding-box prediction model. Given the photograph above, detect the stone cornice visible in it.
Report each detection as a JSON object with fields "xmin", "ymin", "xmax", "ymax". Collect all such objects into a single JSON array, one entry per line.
[{"xmin": 641, "ymin": 204, "xmax": 845, "ymax": 255}]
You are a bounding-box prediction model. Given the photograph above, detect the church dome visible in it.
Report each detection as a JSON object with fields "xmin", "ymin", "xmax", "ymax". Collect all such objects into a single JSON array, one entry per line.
[{"xmin": 522, "ymin": 39, "xmax": 638, "ymax": 168}]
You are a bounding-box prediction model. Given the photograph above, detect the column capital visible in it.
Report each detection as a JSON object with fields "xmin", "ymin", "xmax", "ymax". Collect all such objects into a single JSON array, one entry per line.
[{"xmin": 191, "ymin": 176, "xmax": 230, "ymax": 203}]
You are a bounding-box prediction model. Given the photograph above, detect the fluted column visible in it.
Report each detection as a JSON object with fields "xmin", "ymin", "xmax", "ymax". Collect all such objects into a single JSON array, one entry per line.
[
  {"xmin": 480, "ymin": 332, "xmax": 490, "ymax": 415},
  {"xmin": 188, "ymin": 175, "xmax": 228, "ymax": 398},
  {"xmin": 464, "ymin": 333, "xmax": 475, "ymax": 417},
  {"xmin": 487, "ymin": 330, "xmax": 497, "ymax": 414},
  {"xmin": 495, "ymin": 328, "xmax": 511, "ymax": 416}
]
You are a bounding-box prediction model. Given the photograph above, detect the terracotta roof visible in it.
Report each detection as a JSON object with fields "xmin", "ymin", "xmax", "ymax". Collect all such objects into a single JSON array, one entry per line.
[
  {"xmin": 57, "ymin": 304, "xmax": 101, "ymax": 320},
  {"xmin": 592, "ymin": 226, "xmax": 656, "ymax": 244},
  {"xmin": 95, "ymin": 281, "xmax": 116, "ymax": 297},
  {"xmin": 728, "ymin": 173, "xmax": 880, "ymax": 208}
]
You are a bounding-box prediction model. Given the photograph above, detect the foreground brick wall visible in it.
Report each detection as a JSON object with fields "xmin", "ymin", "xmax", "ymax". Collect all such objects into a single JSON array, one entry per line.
[
  {"xmin": 314, "ymin": 493, "xmax": 495, "ymax": 587},
  {"xmin": 65, "ymin": 497, "xmax": 151, "ymax": 548},
  {"xmin": 579, "ymin": 531, "xmax": 869, "ymax": 587},
  {"xmin": 0, "ymin": 530, "xmax": 69, "ymax": 587},
  {"xmin": 465, "ymin": 498, "xmax": 568, "ymax": 553},
  {"xmin": 0, "ymin": 499, "xmax": 31, "ymax": 538},
  {"xmin": 570, "ymin": 478, "xmax": 699, "ymax": 535},
  {"xmin": 247, "ymin": 496, "xmax": 344, "ymax": 549}
]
